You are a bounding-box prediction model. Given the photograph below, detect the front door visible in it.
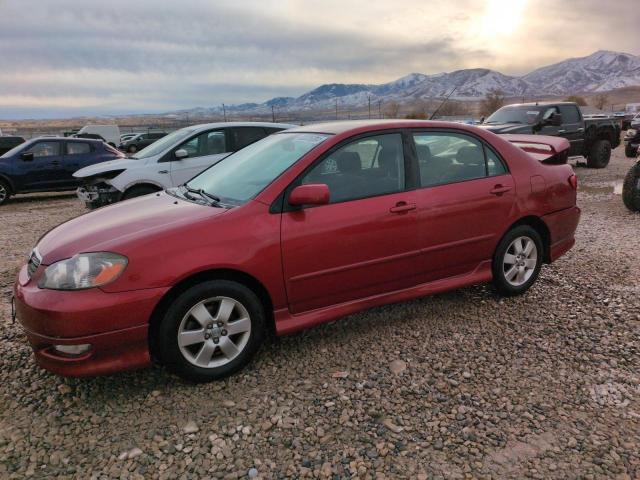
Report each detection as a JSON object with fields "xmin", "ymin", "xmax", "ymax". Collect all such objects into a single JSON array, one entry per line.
[
  {"xmin": 411, "ymin": 131, "xmax": 516, "ymax": 283},
  {"xmin": 281, "ymin": 132, "xmax": 421, "ymax": 314},
  {"xmin": 18, "ymin": 141, "xmax": 65, "ymax": 190},
  {"xmin": 558, "ymin": 104, "xmax": 585, "ymax": 156},
  {"xmin": 170, "ymin": 130, "xmax": 231, "ymax": 186}
]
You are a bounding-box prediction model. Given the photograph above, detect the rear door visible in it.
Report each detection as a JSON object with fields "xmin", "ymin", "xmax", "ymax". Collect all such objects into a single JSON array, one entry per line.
[
  {"xmin": 61, "ymin": 141, "xmax": 94, "ymax": 187},
  {"xmin": 557, "ymin": 104, "xmax": 585, "ymax": 156},
  {"xmin": 169, "ymin": 129, "xmax": 231, "ymax": 185},
  {"xmin": 411, "ymin": 130, "xmax": 516, "ymax": 283},
  {"xmin": 280, "ymin": 132, "xmax": 421, "ymax": 313}
]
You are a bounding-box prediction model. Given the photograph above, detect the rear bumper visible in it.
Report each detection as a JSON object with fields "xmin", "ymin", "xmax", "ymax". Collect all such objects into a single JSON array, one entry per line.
[
  {"xmin": 542, "ymin": 206, "xmax": 581, "ymax": 262},
  {"xmin": 14, "ymin": 265, "xmax": 168, "ymax": 376}
]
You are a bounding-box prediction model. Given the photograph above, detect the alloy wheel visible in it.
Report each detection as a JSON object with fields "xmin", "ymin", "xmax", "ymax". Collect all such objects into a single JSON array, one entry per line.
[
  {"xmin": 0, "ymin": 184, "xmax": 7, "ymax": 204},
  {"xmin": 177, "ymin": 296, "xmax": 251, "ymax": 368},
  {"xmin": 502, "ymin": 236, "xmax": 538, "ymax": 287}
]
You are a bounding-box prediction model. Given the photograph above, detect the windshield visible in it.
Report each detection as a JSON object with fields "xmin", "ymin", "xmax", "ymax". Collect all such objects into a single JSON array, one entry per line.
[
  {"xmin": 485, "ymin": 106, "xmax": 543, "ymax": 125},
  {"xmin": 186, "ymin": 132, "xmax": 329, "ymax": 206},
  {"xmin": 133, "ymin": 127, "xmax": 197, "ymax": 159}
]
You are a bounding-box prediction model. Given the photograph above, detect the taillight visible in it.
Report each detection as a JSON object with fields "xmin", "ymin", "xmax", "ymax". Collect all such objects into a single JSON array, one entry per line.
[{"xmin": 568, "ymin": 174, "xmax": 577, "ymax": 190}]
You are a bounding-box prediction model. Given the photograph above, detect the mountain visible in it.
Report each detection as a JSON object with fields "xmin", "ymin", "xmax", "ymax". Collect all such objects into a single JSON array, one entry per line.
[
  {"xmin": 523, "ymin": 50, "xmax": 640, "ymax": 94},
  {"xmin": 171, "ymin": 50, "xmax": 640, "ymax": 116}
]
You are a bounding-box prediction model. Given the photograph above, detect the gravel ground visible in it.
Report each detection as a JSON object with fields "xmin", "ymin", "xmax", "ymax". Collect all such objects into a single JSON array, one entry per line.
[{"xmin": 0, "ymin": 148, "xmax": 639, "ymax": 479}]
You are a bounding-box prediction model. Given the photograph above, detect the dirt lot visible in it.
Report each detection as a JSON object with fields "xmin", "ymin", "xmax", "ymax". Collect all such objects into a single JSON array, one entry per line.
[{"xmin": 0, "ymin": 148, "xmax": 639, "ymax": 479}]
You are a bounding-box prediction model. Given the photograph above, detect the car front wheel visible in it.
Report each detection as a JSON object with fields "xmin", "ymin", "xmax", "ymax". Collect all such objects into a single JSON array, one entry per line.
[
  {"xmin": 0, "ymin": 179, "xmax": 11, "ymax": 206},
  {"xmin": 622, "ymin": 162, "xmax": 640, "ymax": 212},
  {"xmin": 492, "ymin": 225, "xmax": 543, "ymax": 296},
  {"xmin": 156, "ymin": 280, "xmax": 265, "ymax": 382}
]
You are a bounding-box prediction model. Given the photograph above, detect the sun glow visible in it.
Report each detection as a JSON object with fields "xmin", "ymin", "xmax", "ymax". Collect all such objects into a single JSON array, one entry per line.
[{"xmin": 480, "ymin": 0, "xmax": 527, "ymax": 37}]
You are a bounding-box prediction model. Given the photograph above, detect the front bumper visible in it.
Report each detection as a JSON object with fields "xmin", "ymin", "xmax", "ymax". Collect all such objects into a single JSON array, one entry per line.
[
  {"xmin": 76, "ymin": 185, "xmax": 121, "ymax": 209},
  {"xmin": 13, "ymin": 264, "xmax": 168, "ymax": 377}
]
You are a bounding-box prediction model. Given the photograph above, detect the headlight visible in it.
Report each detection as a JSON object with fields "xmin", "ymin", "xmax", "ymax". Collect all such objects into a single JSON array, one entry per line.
[
  {"xmin": 627, "ymin": 129, "xmax": 637, "ymax": 137},
  {"xmin": 38, "ymin": 252, "xmax": 128, "ymax": 290}
]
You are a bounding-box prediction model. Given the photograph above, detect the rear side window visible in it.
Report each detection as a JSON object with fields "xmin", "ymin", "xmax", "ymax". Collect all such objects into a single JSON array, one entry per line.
[
  {"xmin": 558, "ymin": 105, "xmax": 581, "ymax": 123},
  {"xmin": 301, "ymin": 133, "xmax": 405, "ymax": 204},
  {"xmin": 413, "ymin": 132, "xmax": 506, "ymax": 187},
  {"xmin": 66, "ymin": 142, "xmax": 91, "ymax": 155},
  {"xmin": 25, "ymin": 142, "xmax": 61, "ymax": 158},
  {"xmin": 232, "ymin": 127, "xmax": 267, "ymax": 150}
]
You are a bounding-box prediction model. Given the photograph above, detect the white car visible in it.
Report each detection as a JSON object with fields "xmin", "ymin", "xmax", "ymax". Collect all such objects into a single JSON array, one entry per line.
[{"xmin": 74, "ymin": 122, "xmax": 295, "ymax": 208}]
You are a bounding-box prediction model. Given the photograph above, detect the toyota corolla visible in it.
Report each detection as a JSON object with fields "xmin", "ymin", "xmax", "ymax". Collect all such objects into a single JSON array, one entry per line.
[{"xmin": 14, "ymin": 120, "xmax": 580, "ymax": 382}]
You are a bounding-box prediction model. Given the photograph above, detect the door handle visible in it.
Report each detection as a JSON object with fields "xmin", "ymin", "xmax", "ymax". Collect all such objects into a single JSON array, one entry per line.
[
  {"xmin": 558, "ymin": 129, "xmax": 566, "ymax": 133},
  {"xmin": 51, "ymin": 160, "xmax": 60, "ymax": 166},
  {"xmin": 490, "ymin": 185, "xmax": 512, "ymax": 196},
  {"xmin": 158, "ymin": 170, "xmax": 169, "ymax": 174},
  {"xmin": 577, "ymin": 128, "xmax": 584, "ymax": 132},
  {"xmin": 389, "ymin": 202, "xmax": 417, "ymax": 213}
]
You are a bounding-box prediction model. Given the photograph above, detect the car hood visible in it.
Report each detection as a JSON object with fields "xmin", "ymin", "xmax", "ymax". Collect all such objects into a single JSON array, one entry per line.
[
  {"xmin": 73, "ymin": 157, "xmax": 145, "ymax": 178},
  {"xmin": 36, "ymin": 192, "xmax": 227, "ymax": 264},
  {"xmin": 478, "ymin": 123, "xmax": 534, "ymax": 134}
]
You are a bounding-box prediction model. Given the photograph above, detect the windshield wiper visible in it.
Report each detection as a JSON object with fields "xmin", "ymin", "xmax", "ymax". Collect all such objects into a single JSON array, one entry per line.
[{"xmin": 184, "ymin": 185, "xmax": 222, "ymax": 206}]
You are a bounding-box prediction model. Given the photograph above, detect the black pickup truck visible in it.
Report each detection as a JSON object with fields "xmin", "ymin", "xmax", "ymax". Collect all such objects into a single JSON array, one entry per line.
[{"xmin": 480, "ymin": 102, "xmax": 621, "ymax": 168}]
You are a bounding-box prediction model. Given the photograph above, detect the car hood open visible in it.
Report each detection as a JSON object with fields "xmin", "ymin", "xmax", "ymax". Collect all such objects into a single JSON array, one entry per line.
[{"xmin": 35, "ymin": 192, "xmax": 227, "ymax": 264}]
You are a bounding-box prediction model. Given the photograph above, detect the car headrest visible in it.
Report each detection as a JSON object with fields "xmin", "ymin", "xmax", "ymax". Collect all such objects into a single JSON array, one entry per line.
[
  {"xmin": 416, "ymin": 144, "xmax": 432, "ymax": 161},
  {"xmin": 378, "ymin": 146, "xmax": 400, "ymax": 172},
  {"xmin": 457, "ymin": 145, "xmax": 483, "ymax": 165},
  {"xmin": 208, "ymin": 135, "xmax": 225, "ymax": 153},
  {"xmin": 337, "ymin": 151, "xmax": 361, "ymax": 173}
]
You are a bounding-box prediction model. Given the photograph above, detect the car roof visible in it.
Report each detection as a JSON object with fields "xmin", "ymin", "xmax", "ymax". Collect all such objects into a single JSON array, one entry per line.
[
  {"xmin": 188, "ymin": 121, "xmax": 297, "ymax": 133},
  {"xmin": 280, "ymin": 119, "xmax": 485, "ymax": 135},
  {"xmin": 500, "ymin": 101, "xmax": 578, "ymax": 108},
  {"xmin": 24, "ymin": 136, "xmax": 104, "ymax": 144}
]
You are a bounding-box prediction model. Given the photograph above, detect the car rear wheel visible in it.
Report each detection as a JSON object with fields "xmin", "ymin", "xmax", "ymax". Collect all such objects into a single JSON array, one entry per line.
[
  {"xmin": 622, "ymin": 163, "xmax": 640, "ymax": 212},
  {"xmin": 0, "ymin": 179, "xmax": 11, "ymax": 206},
  {"xmin": 492, "ymin": 225, "xmax": 543, "ymax": 296},
  {"xmin": 586, "ymin": 139, "xmax": 611, "ymax": 168},
  {"xmin": 121, "ymin": 185, "xmax": 159, "ymax": 200},
  {"xmin": 156, "ymin": 280, "xmax": 265, "ymax": 382}
]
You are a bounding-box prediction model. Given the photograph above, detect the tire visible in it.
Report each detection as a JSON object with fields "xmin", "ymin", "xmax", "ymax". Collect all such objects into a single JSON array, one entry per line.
[
  {"xmin": 156, "ymin": 280, "xmax": 265, "ymax": 382},
  {"xmin": 586, "ymin": 139, "xmax": 611, "ymax": 169},
  {"xmin": 0, "ymin": 178, "xmax": 11, "ymax": 206},
  {"xmin": 127, "ymin": 145, "xmax": 137, "ymax": 154},
  {"xmin": 622, "ymin": 163, "xmax": 640, "ymax": 212},
  {"xmin": 121, "ymin": 185, "xmax": 159, "ymax": 200},
  {"xmin": 492, "ymin": 225, "xmax": 544, "ymax": 296},
  {"xmin": 625, "ymin": 145, "xmax": 638, "ymax": 158}
]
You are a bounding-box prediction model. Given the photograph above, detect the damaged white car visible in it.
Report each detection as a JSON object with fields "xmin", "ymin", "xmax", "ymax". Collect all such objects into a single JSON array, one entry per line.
[{"xmin": 74, "ymin": 122, "xmax": 295, "ymax": 208}]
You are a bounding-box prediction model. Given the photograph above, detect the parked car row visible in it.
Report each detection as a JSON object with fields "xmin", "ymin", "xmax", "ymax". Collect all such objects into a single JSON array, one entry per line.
[
  {"xmin": 13, "ymin": 120, "xmax": 581, "ymax": 382},
  {"xmin": 75, "ymin": 122, "xmax": 295, "ymax": 208}
]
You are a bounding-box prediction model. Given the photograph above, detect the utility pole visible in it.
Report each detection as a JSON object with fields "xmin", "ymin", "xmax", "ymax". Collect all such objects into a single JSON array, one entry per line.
[
  {"xmin": 272, "ymin": 105, "xmax": 276, "ymax": 122},
  {"xmin": 335, "ymin": 99, "xmax": 338, "ymax": 120},
  {"xmin": 368, "ymin": 95, "xmax": 371, "ymax": 119},
  {"xmin": 222, "ymin": 104, "xmax": 227, "ymax": 122},
  {"xmin": 378, "ymin": 100, "xmax": 382, "ymax": 118}
]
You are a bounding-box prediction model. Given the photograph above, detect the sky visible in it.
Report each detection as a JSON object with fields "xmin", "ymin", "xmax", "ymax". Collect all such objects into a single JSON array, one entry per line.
[{"xmin": 0, "ymin": 0, "xmax": 638, "ymax": 119}]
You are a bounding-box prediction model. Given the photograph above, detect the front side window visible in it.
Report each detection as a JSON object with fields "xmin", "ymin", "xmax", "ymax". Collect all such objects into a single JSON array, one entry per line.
[
  {"xmin": 66, "ymin": 142, "xmax": 91, "ymax": 155},
  {"xmin": 413, "ymin": 132, "xmax": 506, "ymax": 187},
  {"xmin": 301, "ymin": 133, "xmax": 405, "ymax": 204},
  {"xmin": 179, "ymin": 131, "xmax": 227, "ymax": 159},
  {"xmin": 26, "ymin": 142, "xmax": 60, "ymax": 158},
  {"xmin": 133, "ymin": 127, "xmax": 197, "ymax": 159},
  {"xmin": 186, "ymin": 133, "xmax": 329, "ymax": 206}
]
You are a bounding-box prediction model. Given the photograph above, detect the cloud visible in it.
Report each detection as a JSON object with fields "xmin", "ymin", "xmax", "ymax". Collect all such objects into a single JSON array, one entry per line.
[{"xmin": 0, "ymin": 0, "xmax": 637, "ymax": 118}]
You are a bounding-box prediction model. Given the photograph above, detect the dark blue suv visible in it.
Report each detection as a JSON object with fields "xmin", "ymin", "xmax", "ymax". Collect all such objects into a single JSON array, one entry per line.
[{"xmin": 0, "ymin": 137, "xmax": 124, "ymax": 205}]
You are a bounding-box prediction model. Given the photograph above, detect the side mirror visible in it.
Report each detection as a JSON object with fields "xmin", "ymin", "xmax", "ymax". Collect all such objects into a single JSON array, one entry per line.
[
  {"xmin": 480, "ymin": 116, "xmax": 485, "ymax": 124},
  {"xmin": 21, "ymin": 152, "xmax": 34, "ymax": 161},
  {"xmin": 288, "ymin": 184, "xmax": 330, "ymax": 207},
  {"xmin": 174, "ymin": 148, "xmax": 189, "ymax": 160},
  {"xmin": 550, "ymin": 113, "xmax": 563, "ymax": 126}
]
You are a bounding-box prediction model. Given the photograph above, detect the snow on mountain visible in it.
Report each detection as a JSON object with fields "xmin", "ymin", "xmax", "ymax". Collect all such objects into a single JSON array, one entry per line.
[
  {"xmin": 174, "ymin": 50, "xmax": 640, "ymax": 115},
  {"xmin": 522, "ymin": 50, "xmax": 640, "ymax": 94}
]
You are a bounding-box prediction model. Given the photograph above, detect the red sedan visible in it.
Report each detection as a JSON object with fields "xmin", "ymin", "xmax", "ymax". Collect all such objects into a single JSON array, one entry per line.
[{"xmin": 14, "ymin": 120, "xmax": 580, "ymax": 382}]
